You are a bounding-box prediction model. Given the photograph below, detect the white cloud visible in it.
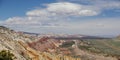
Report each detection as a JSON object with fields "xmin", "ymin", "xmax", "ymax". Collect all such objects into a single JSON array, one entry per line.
[
  {"xmin": 1, "ymin": 2, "xmax": 99, "ymax": 27},
  {"xmin": 0, "ymin": 1, "xmax": 120, "ymax": 36},
  {"xmin": 57, "ymin": 0, "xmax": 120, "ymax": 10},
  {"xmin": 27, "ymin": 2, "xmax": 98, "ymax": 17}
]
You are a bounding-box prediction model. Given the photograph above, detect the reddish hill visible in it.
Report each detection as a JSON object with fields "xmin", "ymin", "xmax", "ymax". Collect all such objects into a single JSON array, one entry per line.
[{"xmin": 27, "ymin": 37, "xmax": 61, "ymax": 52}]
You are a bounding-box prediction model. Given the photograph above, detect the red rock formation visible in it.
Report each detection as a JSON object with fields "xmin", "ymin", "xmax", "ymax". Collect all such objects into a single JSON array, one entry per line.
[{"xmin": 27, "ymin": 37, "xmax": 61, "ymax": 52}]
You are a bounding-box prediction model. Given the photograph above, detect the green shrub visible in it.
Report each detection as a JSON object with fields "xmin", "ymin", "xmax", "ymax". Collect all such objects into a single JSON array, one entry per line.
[
  {"xmin": 60, "ymin": 41, "xmax": 75, "ymax": 47},
  {"xmin": 0, "ymin": 50, "xmax": 16, "ymax": 60}
]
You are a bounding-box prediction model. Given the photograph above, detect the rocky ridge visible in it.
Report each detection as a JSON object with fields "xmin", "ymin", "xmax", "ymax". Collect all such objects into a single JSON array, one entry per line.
[{"xmin": 0, "ymin": 26, "xmax": 81, "ymax": 60}]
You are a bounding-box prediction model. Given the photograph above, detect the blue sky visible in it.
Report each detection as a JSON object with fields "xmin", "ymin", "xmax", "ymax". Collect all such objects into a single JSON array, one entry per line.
[
  {"xmin": 0, "ymin": 0, "xmax": 56, "ymax": 20},
  {"xmin": 0, "ymin": 0, "xmax": 120, "ymax": 37}
]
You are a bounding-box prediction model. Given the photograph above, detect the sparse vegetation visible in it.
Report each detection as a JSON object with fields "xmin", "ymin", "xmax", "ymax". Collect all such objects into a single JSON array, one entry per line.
[
  {"xmin": 78, "ymin": 39, "xmax": 120, "ymax": 57},
  {"xmin": 60, "ymin": 41, "xmax": 75, "ymax": 47},
  {"xmin": 0, "ymin": 50, "xmax": 16, "ymax": 60}
]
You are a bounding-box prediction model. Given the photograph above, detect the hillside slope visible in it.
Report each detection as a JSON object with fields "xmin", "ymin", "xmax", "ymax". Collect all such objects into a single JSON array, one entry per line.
[
  {"xmin": 0, "ymin": 26, "xmax": 80, "ymax": 60},
  {"xmin": 76, "ymin": 39, "xmax": 120, "ymax": 60}
]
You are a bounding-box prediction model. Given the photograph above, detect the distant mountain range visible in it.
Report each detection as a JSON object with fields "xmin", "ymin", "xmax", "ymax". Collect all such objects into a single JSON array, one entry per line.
[
  {"xmin": 50, "ymin": 35, "xmax": 110, "ymax": 40},
  {"xmin": 22, "ymin": 31, "xmax": 110, "ymax": 40}
]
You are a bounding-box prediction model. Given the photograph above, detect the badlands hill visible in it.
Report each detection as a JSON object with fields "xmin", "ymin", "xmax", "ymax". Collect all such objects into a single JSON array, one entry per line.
[
  {"xmin": 0, "ymin": 26, "xmax": 119, "ymax": 60},
  {"xmin": 0, "ymin": 26, "xmax": 80, "ymax": 60}
]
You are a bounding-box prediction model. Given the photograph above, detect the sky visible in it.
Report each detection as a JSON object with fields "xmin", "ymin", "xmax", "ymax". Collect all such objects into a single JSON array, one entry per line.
[{"xmin": 0, "ymin": 0, "xmax": 120, "ymax": 37}]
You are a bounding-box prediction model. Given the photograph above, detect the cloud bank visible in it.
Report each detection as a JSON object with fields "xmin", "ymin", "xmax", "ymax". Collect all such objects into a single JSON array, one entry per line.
[{"xmin": 0, "ymin": 1, "xmax": 120, "ymax": 36}]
